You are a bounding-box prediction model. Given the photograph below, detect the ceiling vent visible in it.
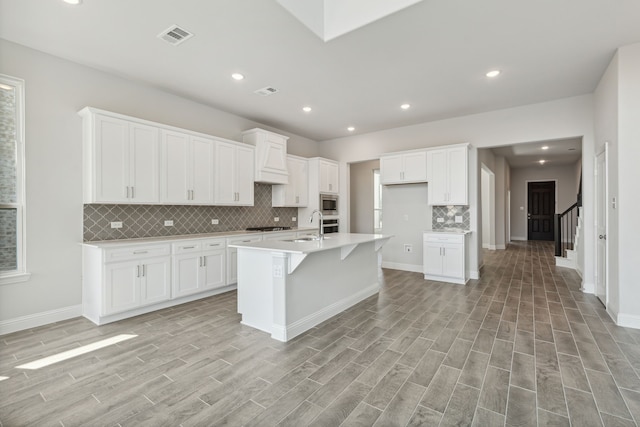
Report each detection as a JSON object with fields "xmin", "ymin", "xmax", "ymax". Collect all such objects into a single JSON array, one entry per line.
[
  {"xmin": 157, "ymin": 25, "xmax": 194, "ymax": 46},
  {"xmin": 254, "ymin": 87, "xmax": 279, "ymax": 96}
]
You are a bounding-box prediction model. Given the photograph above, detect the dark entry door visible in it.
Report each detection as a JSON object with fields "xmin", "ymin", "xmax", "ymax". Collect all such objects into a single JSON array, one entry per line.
[{"xmin": 527, "ymin": 181, "xmax": 555, "ymax": 241}]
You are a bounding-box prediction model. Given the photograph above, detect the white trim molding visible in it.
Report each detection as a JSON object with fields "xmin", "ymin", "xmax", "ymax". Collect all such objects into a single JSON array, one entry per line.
[
  {"xmin": 381, "ymin": 262, "xmax": 422, "ymax": 273},
  {"xmin": 510, "ymin": 236, "xmax": 527, "ymax": 241},
  {"xmin": 616, "ymin": 312, "xmax": 640, "ymax": 330},
  {"xmin": 0, "ymin": 305, "xmax": 82, "ymax": 335}
]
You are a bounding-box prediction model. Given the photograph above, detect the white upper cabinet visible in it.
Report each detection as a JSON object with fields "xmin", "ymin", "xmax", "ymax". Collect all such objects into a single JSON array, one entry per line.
[
  {"xmin": 272, "ymin": 155, "xmax": 309, "ymax": 207},
  {"xmin": 242, "ymin": 128, "xmax": 289, "ymax": 184},
  {"xmin": 427, "ymin": 144, "xmax": 469, "ymax": 205},
  {"xmin": 160, "ymin": 130, "xmax": 214, "ymax": 204},
  {"xmin": 213, "ymin": 140, "xmax": 254, "ymax": 206},
  {"xmin": 380, "ymin": 149, "xmax": 427, "ymax": 184},
  {"xmin": 80, "ymin": 109, "xmax": 160, "ymax": 204},
  {"xmin": 318, "ymin": 159, "xmax": 339, "ymax": 194}
]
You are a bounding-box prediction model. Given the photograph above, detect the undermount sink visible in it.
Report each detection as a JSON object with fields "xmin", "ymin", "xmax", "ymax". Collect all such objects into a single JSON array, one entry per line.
[{"xmin": 283, "ymin": 236, "xmax": 330, "ymax": 243}]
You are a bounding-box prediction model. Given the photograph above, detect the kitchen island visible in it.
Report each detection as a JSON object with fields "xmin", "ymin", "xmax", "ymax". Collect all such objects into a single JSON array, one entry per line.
[{"xmin": 229, "ymin": 233, "xmax": 392, "ymax": 341}]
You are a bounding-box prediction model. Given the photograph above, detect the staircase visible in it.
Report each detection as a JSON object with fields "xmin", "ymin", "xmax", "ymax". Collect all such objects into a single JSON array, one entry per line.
[{"xmin": 555, "ymin": 207, "xmax": 582, "ymax": 276}]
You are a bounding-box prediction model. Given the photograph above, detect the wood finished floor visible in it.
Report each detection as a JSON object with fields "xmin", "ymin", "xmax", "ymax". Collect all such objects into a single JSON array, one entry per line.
[{"xmin": 2, "ymin": 241, "xmax": 640, "ymax": 426}]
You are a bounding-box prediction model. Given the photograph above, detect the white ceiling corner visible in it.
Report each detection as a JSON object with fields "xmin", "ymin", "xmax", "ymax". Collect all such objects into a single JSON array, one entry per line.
[{"xmin": 276, "ymin": 0, "xmax": 424, "ymax": 42}]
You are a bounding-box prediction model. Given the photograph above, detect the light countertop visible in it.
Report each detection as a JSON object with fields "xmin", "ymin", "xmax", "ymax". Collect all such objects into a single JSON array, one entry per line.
[
  {"xmin": 82, "ymin": 227, "xmax": 316, "ymax": 248},
  {"xmin": 229, "ymin": 233, "xmax": 392, "ymax": 255}
]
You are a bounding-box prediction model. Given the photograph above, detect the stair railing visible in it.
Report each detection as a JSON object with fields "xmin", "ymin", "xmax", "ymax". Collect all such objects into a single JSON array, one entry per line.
[{"xmin": 555, "ymin": 202, "xmax": 578, "ymax": 257}]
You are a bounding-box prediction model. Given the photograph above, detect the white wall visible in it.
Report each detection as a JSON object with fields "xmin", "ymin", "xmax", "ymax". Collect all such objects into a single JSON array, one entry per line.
[
  {"xmin": 0, "ymin": 40, "xmax": 319, "ymax": 327},
  {"xmin": 616, "ymin": 43, "xmax": 640, "ymax": 327},
  {"xmin": 481, "ymin": 167, "xmax": 493, "ymax": 248},
  {"xmin": 349, "ymin": 159, "xmax": 379, "ymax": 233},
  {"xmin": 509, "ymin": 165, "xmax": 580, "ymax": 241},
  {"xmin": 320, "ymin": 95, "xmax": 596, "ymax": 290},
  {"xmin": 380, "ymin": 184, "xmax": 431, "ymax": 272}
]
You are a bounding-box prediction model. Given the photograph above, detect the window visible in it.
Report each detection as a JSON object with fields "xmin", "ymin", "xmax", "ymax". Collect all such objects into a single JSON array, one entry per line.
[
  {"xmin": 0, "ymin": 74, "xmax": 28, "ymax": 284},
  {"xmin": 373, "ymin": 169, "xmax": 382, "ymax": 232}
]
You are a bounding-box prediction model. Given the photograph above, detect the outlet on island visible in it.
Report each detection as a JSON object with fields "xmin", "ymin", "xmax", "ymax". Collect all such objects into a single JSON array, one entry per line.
[
  {"xmin": 404, "ymin": 244, "xmax": 413, "ymax": 253},
  {"xmin": 164, "ymin": 220, "xmax": 174, "ymax": 226},
  {"xmin": 110, "ymin": 221, "xmax": 123, "ymax": 229},
  {"xmin": 211, "ymin": 219, "xmax": 219, "ymax": 225},
  {"xmin": 274, "ymin": 217, "xmax": 279, "ymax": 222}
]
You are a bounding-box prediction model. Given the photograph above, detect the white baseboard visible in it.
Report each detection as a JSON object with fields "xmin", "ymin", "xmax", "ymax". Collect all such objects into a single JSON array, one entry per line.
[
  {"xmin": 482, "ymin": 243, "xmax": 491, "ymax": 249},
  {"xmin": 555, "ymin": 256, "xmax": 575, "ymax": 269},
  {"xmin": 275, "ymin": 283, "xmax": 379, "ymax": 342},
  {"xmin": 511, "ymin": 236, "xmax": 527, "ymax": 241},
  {"xmin": 470, "ymin": 270, "xmax": 480, "ymax": 280},
  {"xmin": 0, "ymin": 305, "xmax": 82, "ymax": 336},
  {"xmin": 616, "ymin": 312, "xmax": 640, "ymax": 330},
  {"xmin": 495, "ymin": 244, "xmax": 506, "ymax": 250},
  {"xmin": 381, "ymin": 262, "xmax": 422, "ymax": 273},
  {"xmin": 581, "ymin": 280, "xmax": 595, "ymax": 294}
]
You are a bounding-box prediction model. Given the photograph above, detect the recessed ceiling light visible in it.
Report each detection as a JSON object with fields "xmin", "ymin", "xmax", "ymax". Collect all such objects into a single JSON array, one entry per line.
[
  {"xmin": 400, "ymin": 103, "xmax": 411, "ymax": 110},
  {"xmin": 62, "ymin": 0, "xmax": 82, "ymax": 4},
  {"xmin": 347, "ymin": 126, "xmax": 355, "ymax": 132},
  {"xmin": 541, "ymin": 146, "xmax": 549, "ymax": 150},
  {"xmin": 231, "ymin": 73, "xmax": 244, "ymax": 81},
  {"xmin": 486, "ymin": 70, "xmax": 501, "ymax": 78},
  {"xmin": 302, "ymin": 106, "xmax": 312, "ymax": 113},
  {"xmin": 539, "ymin": 160, "xmax": 546, "ymax": 165}
]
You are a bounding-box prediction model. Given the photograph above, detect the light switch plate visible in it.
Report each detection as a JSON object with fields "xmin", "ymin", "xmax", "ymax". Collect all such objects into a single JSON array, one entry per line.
[
  {"xmin": 164, "ymin": 220, "xmax": 174, "ymax": 226},
  {"xmin": 110, "ymin": 221, "xmax": 123, "ymax": 229},
  {"xmin": 437, "ymin": 218, "xmax": 444, "ymax": 223},
  {"xmin": 292, "ymin": 217, "xmax": 297, "ymax": 222},
  {"xmin": 274, "ymin": 217, "xmax": 280, "ymax": 222}
]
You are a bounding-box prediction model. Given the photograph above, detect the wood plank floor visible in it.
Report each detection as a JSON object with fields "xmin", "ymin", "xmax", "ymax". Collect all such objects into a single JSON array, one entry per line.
[{"xmin": 2, "ymin": 241, "xmax": 640, "ymax": 426}]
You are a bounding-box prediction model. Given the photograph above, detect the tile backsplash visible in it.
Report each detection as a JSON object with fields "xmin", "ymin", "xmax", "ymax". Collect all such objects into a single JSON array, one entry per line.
[
  {"xmin": 431, "ymin": 205, "xmax": 470, "ymax": 230},
  {"xmin": 84, "ymin": 184, "xmax": 298, "ymax": 241}
]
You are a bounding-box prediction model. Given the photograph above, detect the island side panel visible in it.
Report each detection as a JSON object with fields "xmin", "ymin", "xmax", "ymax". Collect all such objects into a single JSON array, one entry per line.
[
  {"xmin": 284, "ymin": 240, "xmax": 381, "ymax": 340},
  {"xmin": 236, "ymin": 249, "xmax": 274, "ymax": 334}
]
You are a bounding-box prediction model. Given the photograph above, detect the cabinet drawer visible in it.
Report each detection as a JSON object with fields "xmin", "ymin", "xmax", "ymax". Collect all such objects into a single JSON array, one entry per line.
[
  {"xmin": 423, "ymin": 233, "xmax": 464, "ymax": 244},
  {"xmin": 227, "ymin": 235, "xmax": 263, "ymax": 245},
  {"xmin": 172, "ymin": 241, "xmax": 203, "ymax": 254},
  {"xmin": 201, "ymin": 239, "xmax": 226, "ymax": 250},
  {"xmin": 104, "ymin": 244, "xmax": 170, "ymax": 262}
]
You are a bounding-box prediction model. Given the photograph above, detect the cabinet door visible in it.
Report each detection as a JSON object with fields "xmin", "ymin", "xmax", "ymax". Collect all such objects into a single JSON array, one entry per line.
[
  {"xmin": 161, "ymin": 130, "xmax": 190, "ymax": 204},
  {"xmin": 226, "ymin": 247, "xmax": 238, "ymax": 285},
  {"xmin": 202, "ymin": 249, "xmax": 225, "ymax": 290},
  {"xmin": 95, "ymin": 115, "xmax": 129, "ymax": 202},
  {"xmin": 441, "ymin": 243, "xmax": 464, "ymax": 278},
  {"xmin": 104, "ymin": 260, "xmax": 140, "ymax": 315},
  {"xmin": 259, "ymin": 133, "xmax": 288, "ymax": 178},
  {"xmin": 427, "ymin": 149, "xmax": 448, "ymax": 205},
  {"xmin": 380, "ymin": 155, "xmax": 403, "ymax": 184},
  {"xmin": 129, "ymin": 123, "xmax": 159, "ymax": 203},
  {"xmin": 191, "ymin": 136, "xmax": 215, "ymax": 204},
  {"xmin": 446, "ymin": 146, "xmax": 468, "ymax": 205},
  {"xmin": 295, "ymin": 158, "xmax": 309, "ymax": 206},
  {"xmin": 235, "ymin": 145, "xmax": 255, "ymax": 205},
  {"xmin": 173, "ymin": 253, "xmax": 202, "ymax": 298},
  {"xmin": 214, "ymin": 141, "xmax": 236, "ymax": 204},
  {"xmin": 141, "ymin": 257, "xmax": 171, "ymax": 304},
  {"xmin": 319, "ymin": 160, "xmax": 339, "ymax": 193},
  {"xmin": 423, "ymin": 243, "xmax": 443, "ymax": 276},
  {"xmin": 402, "ymin": 151, "xmax": 427, "ymax": 183}
]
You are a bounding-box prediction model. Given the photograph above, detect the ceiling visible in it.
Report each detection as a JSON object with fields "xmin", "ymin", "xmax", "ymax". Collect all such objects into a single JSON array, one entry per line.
[
  {"xmin": 1, "ymin": 0, "xmax": 639, "ymax": 142},
  {"xmin": 490, "ymin": 137, "xmax": 582, "ymax": 169}
]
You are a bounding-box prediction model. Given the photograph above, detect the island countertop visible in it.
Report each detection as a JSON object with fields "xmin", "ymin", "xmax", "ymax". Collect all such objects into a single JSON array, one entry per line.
[{"xmin": 229, "ymin": 232, "xmax": 392, "ymax": 254}]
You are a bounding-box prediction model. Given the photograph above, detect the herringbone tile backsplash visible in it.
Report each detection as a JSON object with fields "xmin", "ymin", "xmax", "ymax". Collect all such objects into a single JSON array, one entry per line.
[{"xmin": 84, "ymin": 184, "xmax": 298, "ymax": 241}]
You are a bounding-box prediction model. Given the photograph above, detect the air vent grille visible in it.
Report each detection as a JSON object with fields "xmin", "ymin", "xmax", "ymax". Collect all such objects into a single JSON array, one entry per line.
[
  {"xmin": 254, "ymin": 87, "xmax": 279, "ymax": 96},
  {"xmin": 158, "ymin": 25, "xmax": 194, "ymax": 46}
]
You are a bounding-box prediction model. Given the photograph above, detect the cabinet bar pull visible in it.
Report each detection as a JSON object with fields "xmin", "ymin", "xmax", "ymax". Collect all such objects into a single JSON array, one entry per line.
[
  {"xmin": 199, "ymin": 256, "xmax": 202, "ymax": 267},
  {"xmin": 142, "ymin": 264, "xmax": 146, "ymax": 276},
  {"xmin": 131, "ymin": 186, "xmax": 135, "ymax": 199},
  {"xmin": 182, "ymin": 246, "xmax": 196, "ymax": 249},
  {"xmin": 126, "ymin": 186, "xmax": 130, "ymax": 198},
  {"xmin": 202, "ymin": 257, "xmax": 206, "ymax": 267},
  {"xmin": 133, "ymin": 250, "xmax": 148, "ymax": 254},
  {"xmin": 136, "ymin": 265, "xmax": 140, "ymax": 277}
]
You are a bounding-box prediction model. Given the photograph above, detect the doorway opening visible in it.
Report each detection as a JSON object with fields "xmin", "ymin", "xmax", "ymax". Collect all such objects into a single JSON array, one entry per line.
[
  {"xmin": 481, "ymin": 164, "xmax": 496, "ymax": 249},
  {"xmin": 527, "ymin": 181, "xmax": 556, "ymax": 241}
]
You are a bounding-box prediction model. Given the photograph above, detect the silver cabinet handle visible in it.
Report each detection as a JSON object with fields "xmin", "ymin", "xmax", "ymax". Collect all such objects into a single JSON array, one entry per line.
[
  {"xmin": 202, "ymin": 256, "xmax": 206, "ymax": 267},
  {"xmin": 199, "ymin": 256, "xmax": 202, "ymax": 267},
  {"xmin": 126, "ymin": 186, "xmax": 130, "ymax": 198},
  {"xmin": 142, "ymin": 264, "xmax": 146, "ymax": 276},
  {"xmin": 182, "ymin": 246, "xmax": 196, "ymax": 249},
  {"xmin": 136, "ymin": 265, "xmax": 140, "ymax": 277},
  {"xmin": 133, "ymin": 250, "xmax": 148, "ymax": 254},
  {"xmin": 131, "ymin": 186, "xmax": 135, "ymax": 199}
]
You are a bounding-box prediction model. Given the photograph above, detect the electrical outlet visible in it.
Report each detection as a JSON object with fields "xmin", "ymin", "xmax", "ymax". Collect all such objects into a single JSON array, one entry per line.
[
  {"xmin": 404, "ymin": 244, "xmax": 413, "ymax": 253},
  {"xmin": 455, "ymin": 216, "xmax": 463, "ymax": 223},
  {"xmin": 274, "ymin": 217, "xmax": 280, "ymax": 222},
  {"xmin": 437, "ymin": 217, "xmax": 444, "ymax": 223},
  {"xmin": 110, "ymin": 221, "xmax": 123, "ymax": 229},
  {"xmin": 292, "ymin": 216, "xmax": 297, "ymax": 222},
  {"xmin": 273, "ymin": 265, "xmax": 283, "ymax": 278},
  {"xmin": 164, "ymin": 220, "xmax": 174, "ymax": 226},
  {"xmin": 211, "ymin": 219, "xmax": 219, "ymax": 225}
]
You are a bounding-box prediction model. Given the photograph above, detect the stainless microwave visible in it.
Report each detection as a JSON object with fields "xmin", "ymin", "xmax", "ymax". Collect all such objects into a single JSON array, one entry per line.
[{"xmin": 320, "ymin": 193, "xmax": 338, "ymax": 216}]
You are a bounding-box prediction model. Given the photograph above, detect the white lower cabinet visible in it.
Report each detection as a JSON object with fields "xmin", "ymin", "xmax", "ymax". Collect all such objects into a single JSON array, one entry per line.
[
  {"xmin": 172, "ymin": 239, "xmax": 226, "ymax": 298},
  {"xmin": 423, "ymin": 232, "xmax": 469, "ymax": 284},
  {"xmin": 226, "ymin": 234, "xmax": 263, "ymax": 284},
  {"xmin": 100, "ymin": 245, "xmax": 171, "ymax": 316}
]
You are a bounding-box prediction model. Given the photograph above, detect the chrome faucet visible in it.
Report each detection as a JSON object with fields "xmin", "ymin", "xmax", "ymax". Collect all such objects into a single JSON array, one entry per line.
[{"xmin": 310, "ymin": 209, "xmax": 324, "ymax": 240}]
